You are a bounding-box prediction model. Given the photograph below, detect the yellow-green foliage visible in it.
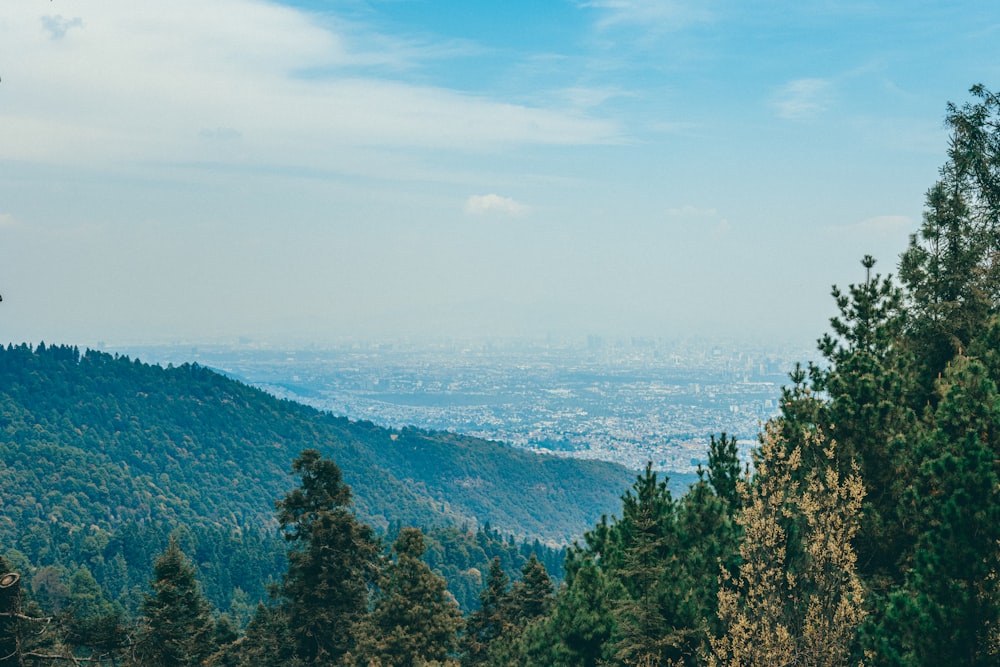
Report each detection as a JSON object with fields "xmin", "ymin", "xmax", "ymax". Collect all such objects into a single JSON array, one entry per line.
[{"xmin": 710, "ymin": 422, "xmax": 866, "ymax": 667}]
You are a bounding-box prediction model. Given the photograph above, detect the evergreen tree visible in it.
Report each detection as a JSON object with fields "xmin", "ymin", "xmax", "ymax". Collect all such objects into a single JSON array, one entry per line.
[
  {"xmin": 507, "ymin": 555, "xmax": 554, "ymax": 627},
  {"xmin": 707, "ymin": 433, "xmax": 741, "ymax": 512},
  {"xmin": 354, "ymin": 527, "xmax": 463, "ymax": 667},
  {"xmin": 276, "ymin": 449, "xmax": 380, "ymax": 665},
  {"xmin": 608, "ymin": 464, "xmax": 677, "ymax": 666},
  {"xmin": 229, "ymin": 603, "xmax": 302, "ymax": 667},
  {"xmin": 61, "ymin": 566, "xmax": 127, "ymax": 661},
  {"xmin": 133, "ymin": 538, "xmax": 215, "ymax": 667},
  {"xmin": 481, "ymin": 555, "xmax": 557, "ymax": 666},
  {"xmin": 670, "ymin": 469, "xmax": 740, "ymax": 662},
  {"xmin": 462, "ymin": 557, "xmax": 512, "ymax": 666},
  {"xmin": 814, "ymin": 256, "xmax": 917, "ymax": 589},
  {"xmin": 899, "ymin": 85, "xmax": 1000, "ymax": 401},
  {"xmin": 872, "ymin": 353, "xmax": 1000, "ymax": 666},
  {"xmin": 709, "ymin": 423, "xmax": 867, "ymax": 667},
  {"xmin": 539, "ymin": 553, "xmax": 614, "ymax": 667}
]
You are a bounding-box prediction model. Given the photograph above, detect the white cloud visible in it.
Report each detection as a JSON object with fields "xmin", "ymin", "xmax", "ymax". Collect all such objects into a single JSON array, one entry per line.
[
  {"xmin": 0, "ymin": 213, "xmax": 21, "ymax": 229},
  {"xmin": 0, "ymin": 1, "xmax": 620, "ymax": 173},
  {"xmin": 772, "ymin": 78, "xmax": 833, "ymax": 120},
  {"xmin": 554, "ymin": 86, "xmax": 629, "ymax": 110},
  {"xmin": 464, "ymin": 194, "xmax": 528, "ymax": 216}
]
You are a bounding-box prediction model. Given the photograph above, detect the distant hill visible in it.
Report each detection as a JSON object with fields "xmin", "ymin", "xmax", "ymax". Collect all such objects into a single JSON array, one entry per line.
[{"xmin": 0, "ymin": 343, "xmax": 636, "ymax": 548}]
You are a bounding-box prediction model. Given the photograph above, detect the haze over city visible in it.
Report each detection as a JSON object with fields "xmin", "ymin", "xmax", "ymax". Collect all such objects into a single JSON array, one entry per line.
[{"xmin": 2, "ymin": 1, "xmax": 998, "ymax": 346}]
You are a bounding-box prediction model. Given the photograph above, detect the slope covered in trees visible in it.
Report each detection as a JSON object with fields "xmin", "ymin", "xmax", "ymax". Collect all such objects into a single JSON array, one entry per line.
[
  {"xmin": 0, "ymin": 342, "xmax": 618, "ymax": 625},
  {"xmin": 0, "ymin": 342, "xmax": 633, "ymax": 546}
]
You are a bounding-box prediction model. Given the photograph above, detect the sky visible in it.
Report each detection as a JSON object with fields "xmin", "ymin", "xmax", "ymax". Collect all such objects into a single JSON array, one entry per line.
[{"xmin": 1, "ymin": 1, "xmax": 999, "ymax": 348}]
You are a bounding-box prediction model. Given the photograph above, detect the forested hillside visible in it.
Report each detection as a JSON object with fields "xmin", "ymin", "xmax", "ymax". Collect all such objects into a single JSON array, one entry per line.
[
  {"xmin": 0, "ymin": 343, "xmax": 632, "ymax": 545},
  {"xmin": 0, "ymin": 341, "xmax": 621, "ymax": 629}
]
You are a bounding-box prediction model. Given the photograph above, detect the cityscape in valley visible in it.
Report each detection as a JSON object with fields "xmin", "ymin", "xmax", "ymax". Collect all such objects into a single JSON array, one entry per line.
[{"xmin": 115, "ymin": 336, "xmax": 813, "ymax": 474}]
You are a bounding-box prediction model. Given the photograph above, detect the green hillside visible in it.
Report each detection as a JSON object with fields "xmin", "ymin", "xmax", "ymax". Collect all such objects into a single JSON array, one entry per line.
[{"xmin": 0, "ymin": 342, "xmax": 633, "ymax": 546}]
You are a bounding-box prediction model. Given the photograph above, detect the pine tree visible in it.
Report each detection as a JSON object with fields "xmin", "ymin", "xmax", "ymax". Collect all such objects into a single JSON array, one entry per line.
[
  {"xmin": 707, "ymin": 433, "xmax": 741, "ymax": 512},
  {"xmin": 230, "ymin": 603, "xmax": 302, "ymax": 667},
  {"xmin": 670, "ymin": 469, "xmax": 740, "ymax": 663},
  {"xmin": 507, "ymin": 555, "xmax": 554, "ymax": 627},
  {"xmin": 539, "ymin": 552, "xmax": 614, "ymax": 667},
  {"xmin": 481, "ymin": 554, "xmax": 557, "ymax": 666},
  {"xmin": 872, "ymin": 353, "xmax": 1000, "ymax": 666},
  {"xmin": 815, "ymin": 256, "xmax": 917, "ymax": 589},
  {"xmin": 133, "ymin": 538, "xmax": 215, "ymax": 667},
  {"xmin": 899, "ymin": 85, "xmax": 1000, "ymax": 402},
  {"xmin": 62, "ymin": 566, "xmax": 127, "ymax": 661},
  {"xmin": 607, "ymin": 464, "xmax": 677, "ymax": 666},
  {"xmin": 709, "ymin": 422, "xmax": 867, "ymax": 667},
  {"xmin": 354, "ymin": 527, "xmax": 463, "ymax": 667},
  {"xmin": 276, "ymin": 449, "xmax": 380, "ymax": 665},
  {"xmin": 462, "ymin": 557, "xmax": 512, "ymax": 666}
]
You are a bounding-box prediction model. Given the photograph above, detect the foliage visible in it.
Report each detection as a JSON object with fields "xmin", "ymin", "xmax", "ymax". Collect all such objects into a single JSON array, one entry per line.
[
  {"xmin": 276, "ymin": 449, "xmax": 381, "ymax": 665},
  {"xmin": 868, "ymin": 349, "xmax": 1000, "ymax": 666},
  {"xmin": 898, "ymin": 84, "xmax": 1000, "ymax": 401},
  {"xmin": 501, "ymin": 450, "xmax": 741, "ymax": 667},
  {"xmin": 407, "ymin": 523, "xmax": 565, "ymax": 613},
  {"xmin": 132, "ymin": 539, "xmax": 215, "ymax": 667},
  {"xmin": 354, "ymin": 527, "xmax": 464, "ymax": 667},
  {"xmin": 0, "ymin": 341, "xmax": 630, "ymax": 571},
  {"xmin": 709, "ymin": 423, "xmax": 867, "ymax": 667}
]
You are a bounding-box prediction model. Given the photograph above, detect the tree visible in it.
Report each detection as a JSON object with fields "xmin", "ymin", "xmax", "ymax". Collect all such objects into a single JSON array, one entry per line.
[
  {"xmin": 354, "ymin": 527, "xmax": 463, "ymax": 667},
  {"xmin": 871, "ymin": 352, "xmax": 1000, "ymax": 666},
  {"xmin": 276, "ymin": 449, "xmax": 380, "ymax": 665},
  {"xmin": 462, "ymin": 557, "xmax": 512, "ymax": 666},
  {"xmin": 814, "ymin": 256, "xmax": 917, "ymax": 589},
  {"xmin": 605, "ymin": 464, "xmax": 678, "ymax": 666},
  {"xmin": 481, "ymin": 554, "xmax": 558, "ymax": 666},
  {"xmin": 899, "ymin": 85, "xmax": 1000, "ymax": 401},
  {"xmin": 707, "ymin": 433, "xmax": 741, "ymax": 512},
  {"xmin": 227, "ymin": 603, "xmax": 302, "ymax": 667},
  {"xmin": 133, "ymin": 538, "xmax": 215, "ymax": 667},
  {"xmin": 507, "ymin": 555, "xmax": 554, "ymax": 627},
  {"xmin": 62, "ymin": 566, "xmax": 127, "ymax": 661},
  {"xmin": 535, "ymin": 552, "xmax": 614, "ymax": 667},
  {"xmin": 669, "ymin": 469, "xmax": 741, "ymax": 663},
  {"xmin": 709, "ymin": 422, "xmax": 867, "ymax": 667}
]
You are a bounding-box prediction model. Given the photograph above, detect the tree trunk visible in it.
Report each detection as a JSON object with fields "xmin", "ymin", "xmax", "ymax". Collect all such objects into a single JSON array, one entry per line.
[{"xmin": 0, "ymin": 572, "xmax": 22, "ymax": 666}]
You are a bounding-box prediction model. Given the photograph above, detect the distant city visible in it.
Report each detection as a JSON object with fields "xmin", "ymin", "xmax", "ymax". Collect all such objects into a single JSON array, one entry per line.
[{"xmin": 113, "ymin": 336, "xmax": 815, "ymax": 474}]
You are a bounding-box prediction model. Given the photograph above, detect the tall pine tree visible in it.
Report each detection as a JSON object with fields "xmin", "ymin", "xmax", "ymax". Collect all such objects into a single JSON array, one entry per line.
[
  {"xmin": 133, "ymin": 539, "xmax": 215, "ymax": 667},
  {"xmin": 354, "ymin": 527, "xmax": 463, "ymax": 667},
  {"xmin": 872, "ymin": 352, "xmax": 1000, "ymax": 666},
  {"xmin": 276, "ymin": 449, "xmax": 380, "ymax": 665},
  {"xmin": 710, "ymin": 423, "xmax": 867, "ymax": 667}
]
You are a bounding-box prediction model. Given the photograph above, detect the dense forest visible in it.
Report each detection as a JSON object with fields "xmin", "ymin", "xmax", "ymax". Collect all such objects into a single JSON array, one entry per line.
[{"xmin": 2, "ymin": 85, "xmax": 1000, "ymax": 665}]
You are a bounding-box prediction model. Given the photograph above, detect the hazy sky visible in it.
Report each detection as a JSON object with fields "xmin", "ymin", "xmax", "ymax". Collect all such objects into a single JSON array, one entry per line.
[{"xmin": 2, "ymin": 1, "xmax": 998, "ymax": 347}]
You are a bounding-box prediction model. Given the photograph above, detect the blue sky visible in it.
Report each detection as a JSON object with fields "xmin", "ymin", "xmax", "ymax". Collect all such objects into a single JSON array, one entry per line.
[{"xmin": 1, "ymin": 1, "xmax": 998, "ymax": 347}]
